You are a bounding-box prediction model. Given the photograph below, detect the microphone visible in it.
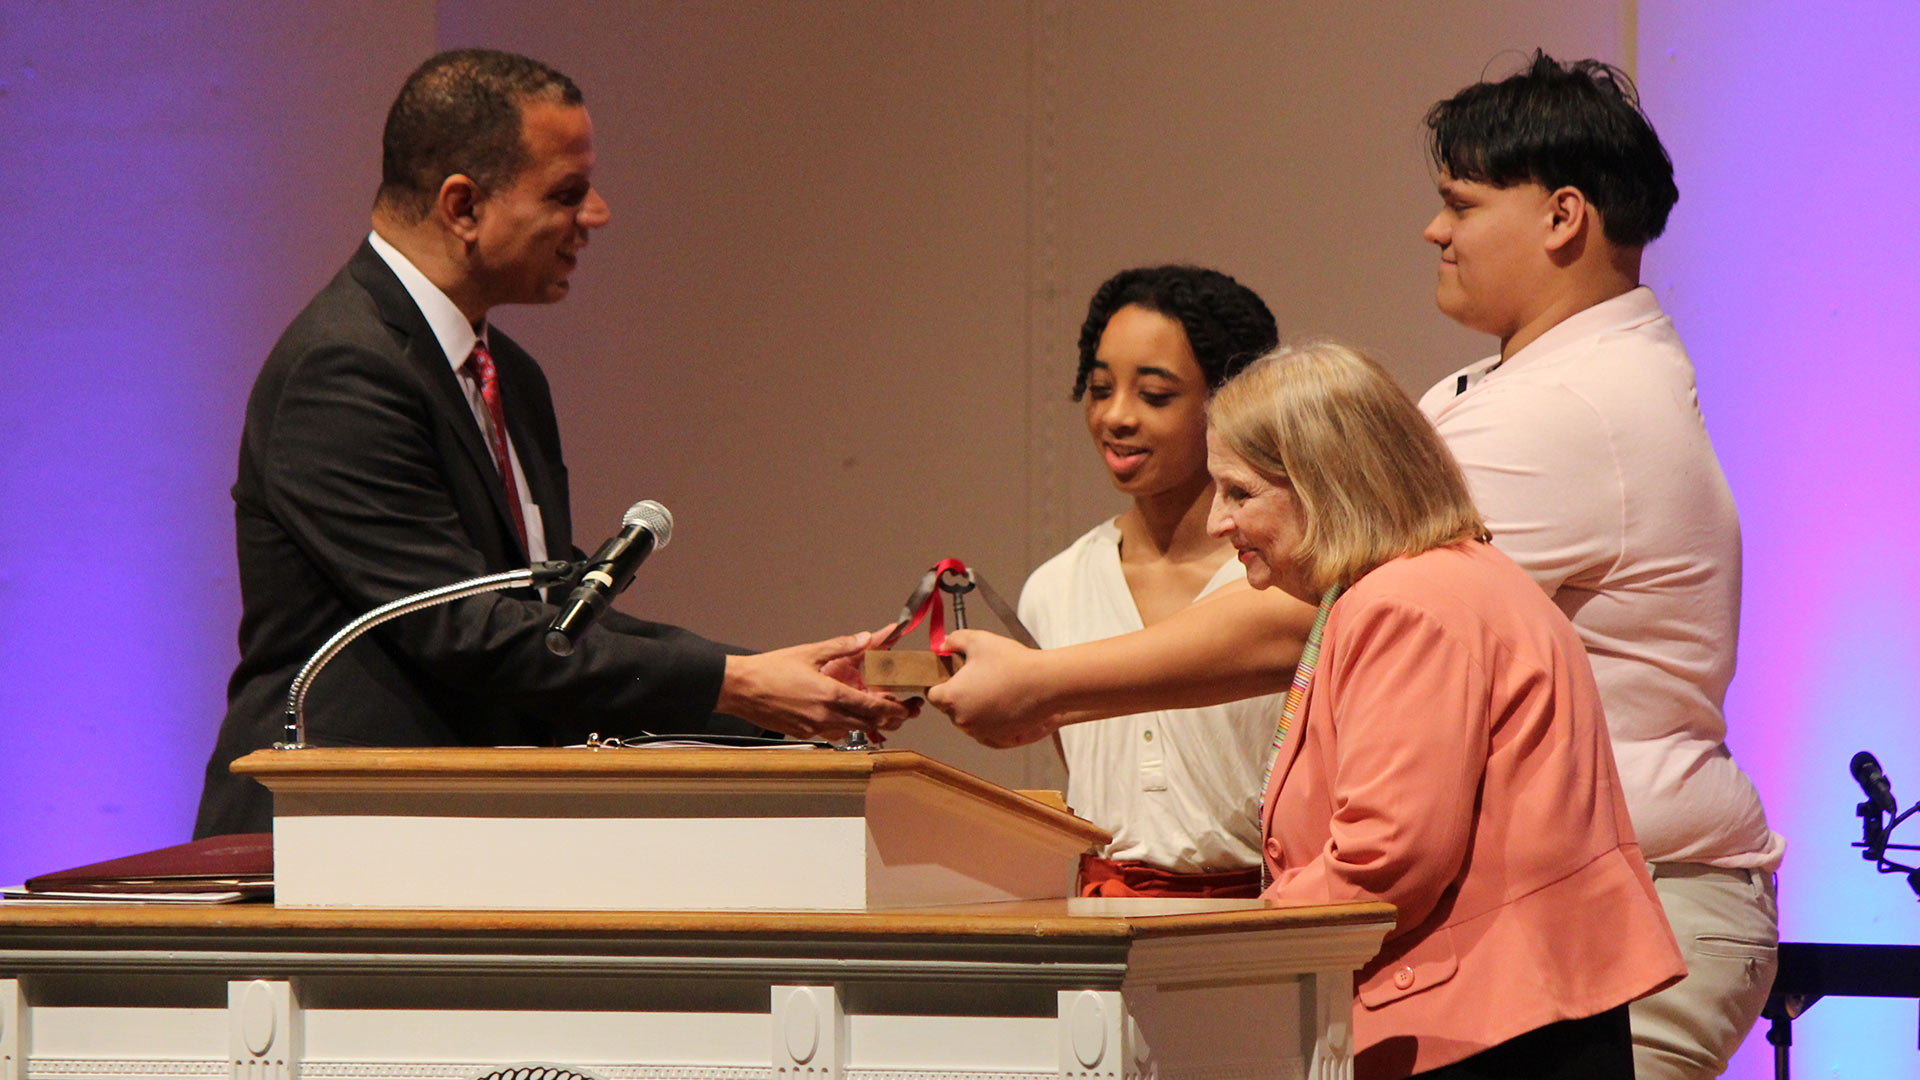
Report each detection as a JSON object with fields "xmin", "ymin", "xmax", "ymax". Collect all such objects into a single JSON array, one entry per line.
[
  {"xmin": 545, "ymin": 499, "xmax": 673, "ymax": 656},
  {"xmin": 1852, "ymin": 750, "xmax": 1899, "ymax": 816}
]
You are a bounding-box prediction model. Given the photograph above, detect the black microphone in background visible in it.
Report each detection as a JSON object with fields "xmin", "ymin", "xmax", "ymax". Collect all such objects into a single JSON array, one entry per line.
[
  {"xmin": 545, "ymin": 499, "xmax": 673, "ymax": 656},
  {"xmin": 1852, "ymin": 750, "xmax": 1899, "ymax": 816}
]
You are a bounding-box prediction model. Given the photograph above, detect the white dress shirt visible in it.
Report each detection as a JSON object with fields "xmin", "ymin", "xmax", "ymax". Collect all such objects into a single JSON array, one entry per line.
[
  {"xmin": 367, "ymin": 230, "xmax": 548, "ymax": 564},
  {"xmin": 1420, "ymin": 286, "xmax": 1782, "ymax": 869}
]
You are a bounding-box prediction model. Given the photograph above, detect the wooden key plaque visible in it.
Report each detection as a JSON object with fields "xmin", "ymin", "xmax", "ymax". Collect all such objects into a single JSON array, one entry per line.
[{"xmin": 863, "ymin": 650, "xmax": 961, "ymax": 693}]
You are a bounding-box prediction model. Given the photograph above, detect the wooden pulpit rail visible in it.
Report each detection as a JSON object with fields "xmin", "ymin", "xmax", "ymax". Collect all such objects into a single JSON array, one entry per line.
[
  {"xmin": 0, "ymin": 897, "xmax": 1394, "ymax": 940},
  {"xmin": 0, "ymin": 899, "xmax": 1394, "ymax": 1076},
  {"xmin": 232, "ymin": 746, "xmax": 1110, "ymax": 847}
]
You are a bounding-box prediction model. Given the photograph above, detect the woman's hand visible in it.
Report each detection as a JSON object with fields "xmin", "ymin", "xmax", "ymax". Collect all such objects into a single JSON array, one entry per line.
[{"xmin": 928, "ymin": 629, "xmax": 1061, "ymax": 748}]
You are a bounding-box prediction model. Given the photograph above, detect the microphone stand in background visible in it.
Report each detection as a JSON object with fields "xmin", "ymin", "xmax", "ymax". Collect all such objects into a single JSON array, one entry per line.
[
  {"xmin": 1852, "ymin": 750, "xmax": 1920, "ymax": 898},
  {"xmin": 1760, "ymin": 750, "xmax": 1920, "ymax": 1080},
  {"xmin": 275, "ymin": 560, "xmax": 580, "ymax": 750}
]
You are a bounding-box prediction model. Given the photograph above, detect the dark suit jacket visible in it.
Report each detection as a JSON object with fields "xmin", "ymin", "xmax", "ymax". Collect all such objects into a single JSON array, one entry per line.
[{"xmin": 195, "ymin": 242, "xmax": 745, "ymax": 837}]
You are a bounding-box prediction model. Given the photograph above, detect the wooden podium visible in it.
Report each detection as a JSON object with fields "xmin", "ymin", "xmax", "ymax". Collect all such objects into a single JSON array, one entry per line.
[
  {"xmin": 234, "ymin": 746, "xmax": 1110, "ymax": 910},
  {"xmin": 0, "ymin": 747, "xmax": 1395, "ymax": 1079}
]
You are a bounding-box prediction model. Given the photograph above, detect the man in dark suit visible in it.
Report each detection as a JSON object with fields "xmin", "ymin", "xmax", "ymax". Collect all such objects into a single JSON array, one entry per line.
[{"xmin": 194, "ymin": 50, "xmax": 908, "ymax": 837}]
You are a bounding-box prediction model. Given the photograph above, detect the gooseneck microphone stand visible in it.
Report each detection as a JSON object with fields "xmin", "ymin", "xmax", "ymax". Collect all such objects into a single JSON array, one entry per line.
[
  {"xmin": 1854, "ymin": 780, "xmax": 1920, "ymax": 898},
  {"xmin": 275, "ymin": 560, "xmax": 579, "ymax": 750}
]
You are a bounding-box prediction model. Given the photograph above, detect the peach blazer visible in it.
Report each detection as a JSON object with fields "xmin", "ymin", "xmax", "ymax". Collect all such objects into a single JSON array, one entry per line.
[{"xmin": 1262, "ymin": 542, "xmax": 1684, "ymax": 1080}]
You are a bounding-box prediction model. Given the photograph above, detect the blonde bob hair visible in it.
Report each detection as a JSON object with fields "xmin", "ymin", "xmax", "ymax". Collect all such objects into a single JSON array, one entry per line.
[{"xmin": 1207, "ymin": 340, "xmax": 1487, "ymax": 592}]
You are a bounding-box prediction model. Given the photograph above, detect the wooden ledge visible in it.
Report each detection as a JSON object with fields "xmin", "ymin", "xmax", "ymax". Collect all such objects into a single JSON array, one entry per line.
[
  {"xmin": 0, "ymin": 897, "xmax": 1394, "ymax": 940},
  {"xmin": 232, "ymin": 747, "xmax": 1108, "ymax": 847}
]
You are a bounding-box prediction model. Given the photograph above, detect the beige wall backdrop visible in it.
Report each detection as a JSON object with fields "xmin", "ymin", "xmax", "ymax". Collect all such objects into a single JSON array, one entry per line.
[
  {"xmin": 33, "ymin": 1, "xmax": 1622, "ymax": 795},
  {"xmin": 17, "ymin": 9, "xmax": 1918, "ymax": 1074},
  {"xmin": 440, "ymin": 1, "xmax": 1631, "ymax": 789}
]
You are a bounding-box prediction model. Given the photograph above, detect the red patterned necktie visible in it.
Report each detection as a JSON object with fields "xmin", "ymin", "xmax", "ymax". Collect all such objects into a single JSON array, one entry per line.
[{"xmin": 466, "ymin": 339, "xmax": 531, "ymax": 553}]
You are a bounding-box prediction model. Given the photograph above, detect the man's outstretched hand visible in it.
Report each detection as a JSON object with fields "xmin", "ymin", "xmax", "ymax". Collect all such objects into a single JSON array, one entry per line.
[{"xmin": 719, "ymin": 631, "xmax": 914, "ymax": 742}]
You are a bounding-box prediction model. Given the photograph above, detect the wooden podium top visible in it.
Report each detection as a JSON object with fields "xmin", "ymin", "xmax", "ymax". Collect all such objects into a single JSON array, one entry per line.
[
  {"xmin": 0, "ymin": 896, "xmax": 1395, "ymax": 942},
  {"xmin": 231, "ymin": 746, "xmax": 985, "ymax": 783},
  {"xmin": 234, "ymin": 745, "xmax": 1110, "ymax": 848},
  {"xmin": 0, "ymin": 898, "xmax": 1397, "ymax": 1050}
]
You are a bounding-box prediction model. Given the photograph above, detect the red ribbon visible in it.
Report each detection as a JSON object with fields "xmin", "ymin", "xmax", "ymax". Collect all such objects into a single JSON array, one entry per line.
[{"xmin": 890, "ymin": 557, "xmax": 969, "ymax": 655}]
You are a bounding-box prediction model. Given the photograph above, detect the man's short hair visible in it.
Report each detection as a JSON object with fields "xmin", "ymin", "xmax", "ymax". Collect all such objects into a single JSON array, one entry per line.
[
  {"xmin": 376, "ymin": 49, "xmax": 583, "ymax": 222},
  {"xmin": 1426, "ymin": 50, "xmax": 1678, "ymax": 248}
]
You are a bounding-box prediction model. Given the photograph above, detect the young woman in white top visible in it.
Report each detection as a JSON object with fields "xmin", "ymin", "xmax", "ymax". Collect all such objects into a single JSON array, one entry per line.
[{"xmin": 1019, "ymin": 265, "xmax": 1303, "ymax": 896}]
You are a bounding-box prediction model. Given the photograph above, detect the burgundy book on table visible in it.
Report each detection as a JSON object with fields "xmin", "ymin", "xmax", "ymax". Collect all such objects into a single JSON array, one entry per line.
[{"xmin": 24, "ymin": 833, "xmax": 272, "ymax": 896}]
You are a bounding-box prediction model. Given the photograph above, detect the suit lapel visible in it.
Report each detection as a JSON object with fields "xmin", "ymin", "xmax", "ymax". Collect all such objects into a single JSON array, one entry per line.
[
  {"xmin": 348, "ymin": 242, "xmax": 529, "ymax": 559},
  {"xmin": 504, "ymin": 406, "xmax": 558, "ymax": 557},
  {"xmin": 489, "ymin": 335, "xmax": 565, "ymax": 557}
]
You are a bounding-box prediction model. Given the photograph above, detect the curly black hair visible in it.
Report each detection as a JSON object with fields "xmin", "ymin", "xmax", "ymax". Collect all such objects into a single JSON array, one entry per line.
[
  {"xmin": 1072, "ymin": 266, "xmax": 1279, "ymax": 401},
  {"xmin": 1426, "ymin": 50, "xmax": 1678, "ymax": 247}
]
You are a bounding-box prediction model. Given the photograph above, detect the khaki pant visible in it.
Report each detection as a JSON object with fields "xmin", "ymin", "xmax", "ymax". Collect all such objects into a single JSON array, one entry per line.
[{"xmin": 1631, "ymin": 863, "xmax": 1780, "ymax": 1080}]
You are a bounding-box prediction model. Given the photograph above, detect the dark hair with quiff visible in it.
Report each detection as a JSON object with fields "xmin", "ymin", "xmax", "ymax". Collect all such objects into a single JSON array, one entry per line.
[
  {"xmin": 376, "ymin": 49, "xmax": 583, "ymax": 222},
  {"xmin": 1072, "ymin": 265, "xmax": 1279, "ymax": 400},
  {"xmin": 1426, "ymin": 50, "xmax": 1678, "ymax": 247}
]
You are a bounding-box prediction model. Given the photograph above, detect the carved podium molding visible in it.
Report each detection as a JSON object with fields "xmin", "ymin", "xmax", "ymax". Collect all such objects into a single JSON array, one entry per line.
[{"xmin": 0, "ymin": 901, "xmax": 1392, "ymax": 1080}]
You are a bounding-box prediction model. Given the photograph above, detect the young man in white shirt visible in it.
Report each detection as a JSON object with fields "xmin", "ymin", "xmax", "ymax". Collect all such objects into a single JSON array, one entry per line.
[{"xmin": 1417, "ymin": 51, "xmax": 1784, "ymax": 1080}]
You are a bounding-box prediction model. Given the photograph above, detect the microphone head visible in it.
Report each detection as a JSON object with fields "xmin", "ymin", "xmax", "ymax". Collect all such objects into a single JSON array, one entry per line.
[
  {"xmin": 1853, "ymin": 750, "xmax": 1897, "ymax": 814},
  {"xmin": 622, "ymin": 499, "xmax": 673, "ymax": 549}
]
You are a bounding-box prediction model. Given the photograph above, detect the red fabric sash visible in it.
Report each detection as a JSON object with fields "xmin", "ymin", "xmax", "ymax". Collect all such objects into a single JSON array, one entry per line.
[
  {"xmin": 890, "ymin": 556, "xmax": 970, "ymax": 654},
  {"xmin": 1077, "ymin": 854, "xmax": 1262, "ymax": 898}
]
